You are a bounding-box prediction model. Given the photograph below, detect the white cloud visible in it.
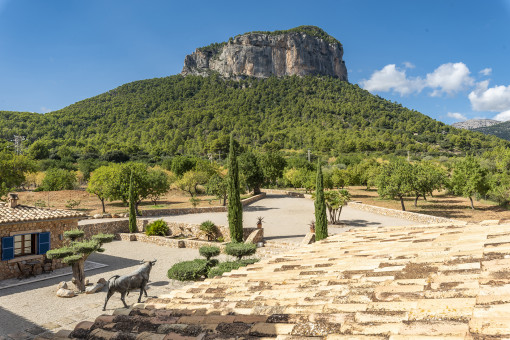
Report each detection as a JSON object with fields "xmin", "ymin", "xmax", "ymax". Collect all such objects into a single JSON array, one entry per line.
[
  {"xmin": 362, "ymin": 62, "xmax": 473, "ymax": 97},
  {"xmin": 403, "ymin": 61, "xmax": 415, "ymax": 69},
  {"xmin": 494, "ymin": 110, "xmax": 510, "ymax": 121},
  {"xmin": 479, "ymin": 68, "xmax": 492, "ymax": 76},
  {"xmin": 41, "ymin": 107, "xmax": 52, "ymax": 113},
  {"xmin": 425, "ymin": 62, "xmax": 474, "ymax": 96},
  {"xmin": 360, "ymin": 64, "xmax": 424, "ymax": 96},
  {"xmin": 447, "ymin": 112, "xmax": 467, "ymax": 121},
  {"xmin": 469, "ymin": 81, "xmax": 510, "ymax": 112}
]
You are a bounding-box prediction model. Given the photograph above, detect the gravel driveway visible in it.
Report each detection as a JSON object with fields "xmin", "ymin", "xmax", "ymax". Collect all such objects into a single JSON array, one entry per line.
[
  {"xmin": 0, "ymin": 241, "xmax": 225, "ymax": 337},
  {"xmin": 149, "ymin": 194, "xmax": 419, "ymax": 242}
]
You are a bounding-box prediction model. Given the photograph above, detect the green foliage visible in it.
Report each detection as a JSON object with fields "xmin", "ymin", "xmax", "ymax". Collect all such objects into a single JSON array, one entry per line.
[
  {"xmin": 1, "ymin": 75, "xmax": 501, "ymax": 162},
  {"xmin": 189, "ymin": 196, "xmax": 200, "ymax": 207},
  {"xmin": 377, "ymin": 159, "xmax": 415, "ymax": 211},
  {"xmin": 129, "ymin": 171, "xmax": 137, "ymax": 233},
  {"xmin": 145, "ymin": 219, "xmax": 169, "ymax": 236},
  {"xmin": 238, "ymin": 151, "xmax": 264, "ymax": 194},
  {"xmin": 0, "ymin": 150, "xmax": 36, "ymax": 198},
  {"xmin": 412, "ymin": 161, "xmax": 446, "ymax": 205},
  {"xmin": 228, "ymin": 134, "xmax": 243, "ymax": 243},
  {"xmin": 40, "ymin": 168, "xmax": 76, "ymax": 191},
  {"xmin": 199, "ymin": 246, "xmax": 220, "ymax": 260},
  {"xmin": 200, "ymin": 220, "xmax": 218, "ymax": 241},
  {"xmin": 247, "ymin": 25, "xmax": 341, "ymax": 45},
  {"xmin": 65, "ymin": 199, "xmax": 81, "ymax": 209},
  {"xmin": 450, "ymin": 155, "xmax": 489, "ymax": 209},
  {"xmin": 62, "ymin": 254, "xmax": 84, "ymax": 265},
  {"xmin": 206, "ymin": 173, "xmax": 228, "ymax": 205},
  {"xmin": 314, "ymin": 162, "xmax": 328, "ymax": 241},
  {"xmin": 225, "ymin": 242, "xmax": 257, "ymax": 260},
  {"xmin": 91, "ymin": 233, "xmax": 115, "ymax": 244},
  {"xmin": 167, "ymin": 259, "xmax": 209, "ymax": 281},
  {"xmin": 259, "ymin": 149, "xmax": 286, "ymax": 185},
  {"xmin": 176, "ymin": 170, "xmax": 209, "ymax": 197},
  {"xmin": 207, "ymin": 259, "xmax": 259, "ymax": 278},
  {"xmin": 170, "ymin": 156, "xmax": 197, "ymax": 177},
  {"xmin": 323, "ymin": 189, "xmax": 350, "ymax": 224},
  {"xmin": 46, "ymin": 246, "xmax": 74, "ymax": 259},
  {"xmin": 63, "ymin": 229, "xmax": 85, "ymax": 241}
]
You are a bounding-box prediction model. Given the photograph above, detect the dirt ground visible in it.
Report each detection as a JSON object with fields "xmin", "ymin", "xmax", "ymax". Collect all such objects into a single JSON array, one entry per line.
[
  {"xmin": 13, "ymin": 186, "xmax": 510, "ymax": 223},
  {"xmin": 14, "ymin": 188, "xmax": 227, "ymax": 216},
  {"xmin": 347, "ymin": 186, "xmax": 510, "ymax": 223}
]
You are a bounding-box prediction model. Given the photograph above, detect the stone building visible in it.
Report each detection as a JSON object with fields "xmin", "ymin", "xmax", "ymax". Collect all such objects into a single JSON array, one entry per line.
[{"xmin": 0, "ymin": 193, "xmax": 84, "ymax": 280}]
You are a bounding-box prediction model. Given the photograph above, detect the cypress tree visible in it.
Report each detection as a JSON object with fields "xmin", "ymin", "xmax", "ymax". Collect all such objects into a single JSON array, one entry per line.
[
  {"xmin": 227, "ymin": 134, "xmax": 243, "ymax": 243},
  {"xmin": 314, "ymin": 161, "xmax": 328, "ymax": 241},
  {"xmin": 128, "ymin": 171, "xmax": 137, "ymax": 233}
]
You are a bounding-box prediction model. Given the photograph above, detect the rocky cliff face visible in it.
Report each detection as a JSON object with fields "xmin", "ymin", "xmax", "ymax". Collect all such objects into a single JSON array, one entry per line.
[
  {"xmin": 452, "ymin": 119, "xmax": 501, "ymax": 130},
  {"xmin": 181, "ymin": 31, "xmax": 348, "ymax": 81}
]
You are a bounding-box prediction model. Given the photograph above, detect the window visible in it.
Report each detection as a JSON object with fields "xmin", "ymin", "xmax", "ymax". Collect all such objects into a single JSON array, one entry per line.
[
  {"xmin": 2, "ymin": 232, "xmax": 50, "ymax": 261},
  {"xmin": 14, "ymin": 234, "xmax": 36, "ymax": 257}
]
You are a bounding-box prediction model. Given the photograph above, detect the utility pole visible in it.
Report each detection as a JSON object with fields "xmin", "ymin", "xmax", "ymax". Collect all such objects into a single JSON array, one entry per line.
[
  {"xmin": 12, "ymin": 135, "xmax": 26, "ymax": 155},
  {"xmin": 307, "ymin": 149, "xmax": 311, "ymax": 162}
]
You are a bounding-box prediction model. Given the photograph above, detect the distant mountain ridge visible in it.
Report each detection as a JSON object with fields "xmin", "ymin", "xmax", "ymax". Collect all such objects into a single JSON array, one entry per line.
[
  {"xmin": 452, "ymin": 119, "xmax": 501, "ymax": 130},
  {"xmin": 181, "ymin": 26, "xmax": 348, "ymax": 80},
  {"xmin": 474, "ymin": 120, "xmax": 510, "ymax": 141}
]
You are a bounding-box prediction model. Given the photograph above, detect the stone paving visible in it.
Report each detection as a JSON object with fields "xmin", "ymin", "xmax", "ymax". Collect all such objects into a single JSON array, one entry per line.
[{"xmin": 68, "ymin": 220, "xmax": 510, "ymax": 339}]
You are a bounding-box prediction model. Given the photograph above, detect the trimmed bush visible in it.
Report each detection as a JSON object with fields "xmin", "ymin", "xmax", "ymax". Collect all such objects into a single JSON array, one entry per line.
[
  {"xmin": 225, "ymin": 242, "xmax": 257, "ymax": 260},
  {"xmin": 200, "ymin": 220, "xmax": 217, "ymax": 241},
  {"xmin": 208, "ymin": 259, "xmax": 259, "ymax": 278},
  {"xmin": 146, "ymin": 219, "xmax": 169, "ymax": 236},
  {"xmin": 63, "ymin": 229, "xmax": 85, "ymax": 241},
  {"xmin": 167, "ymin": 259, "xmax": 209, "ymax": 281},
  {"xmin": 199, "ymin": 246, "xmax": 220, "ymax": 260}
]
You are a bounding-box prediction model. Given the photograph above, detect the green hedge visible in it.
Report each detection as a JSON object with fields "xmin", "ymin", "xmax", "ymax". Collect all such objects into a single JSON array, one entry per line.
[
  {"xmin": 225, "ymin": 242, "xmax": 257, "ymax": 260},
  {"xmin": 199, "ymin": 246, "xmax": 220, "ymax": 260},
  {"xmin": 167, "ymin": 259, "xmax": 209, "ymax": 281},
  {"xmin": 146, "ymin": 219, "xmax": 169, "ymax": 236}
]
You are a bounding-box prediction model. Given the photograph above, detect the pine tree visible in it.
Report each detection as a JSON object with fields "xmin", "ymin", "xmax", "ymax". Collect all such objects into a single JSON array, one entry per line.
[
  {"xmin": 314, "ymin": 161, "xmax": 328, "ymax": 241},
  {"xmin": 129, "ymin": 171, "xmax": 137, "ymax": 233},
  {"xmin": 227, "ymin": 134, "xmax": 243, "ymax": 243}
]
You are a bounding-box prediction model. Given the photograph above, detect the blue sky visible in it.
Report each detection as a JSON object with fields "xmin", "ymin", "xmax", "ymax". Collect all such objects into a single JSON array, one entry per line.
[{"xmin": 1, "ymin": 0, "xmax": 510, "ymax": 124}]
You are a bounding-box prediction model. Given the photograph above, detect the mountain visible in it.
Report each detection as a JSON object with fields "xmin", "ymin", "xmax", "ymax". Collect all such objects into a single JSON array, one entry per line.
[
  {"xmin": 0, "ymin": 75, "xmax": 505, "ymax": 158},
  {"xmin": 181, "ymin": 26, "xmax": 348, "ymax": 81},
  {"xmin": 452, "ymin": 119, "xmax": 501, "ymax": 130},
  {"xmin": 0, "ymin": 27, "xmax": 507, "ymax": 159},
  {"xmin": 474, "ymin": 121, "xmax": 510, "ymax": 140}
]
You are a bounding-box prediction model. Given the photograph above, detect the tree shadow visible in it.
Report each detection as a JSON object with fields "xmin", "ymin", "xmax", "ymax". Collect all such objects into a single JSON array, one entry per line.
[
  {"xmin": 265, "ymin": 234, "xmax": 306, "ymax": 241},
  {"xmin": 0, "ymin": 306, "xmax": 47, "ymax": 336},
  {"xmin": 339, "ymin": 219, "xmax": 384, "ymax": 227}
]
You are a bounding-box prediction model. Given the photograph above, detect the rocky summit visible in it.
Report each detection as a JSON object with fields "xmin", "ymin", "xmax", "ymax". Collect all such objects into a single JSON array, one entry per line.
[
  {"xmin": 181, "ymin": 26, "xmax": 348, "ymax": 80},
  {"xmin": 452, "ymin": 119, "xmax": 501, "ymax": 130}
]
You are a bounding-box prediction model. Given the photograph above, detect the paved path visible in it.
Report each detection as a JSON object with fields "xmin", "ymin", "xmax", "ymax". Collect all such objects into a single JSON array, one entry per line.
[{"xmin": 149, "ymin": 194, "xmax": 419, "ymax": 243}]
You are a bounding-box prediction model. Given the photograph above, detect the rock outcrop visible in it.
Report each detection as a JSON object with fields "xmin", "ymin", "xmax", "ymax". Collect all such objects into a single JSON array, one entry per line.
[
  {"xmin": 181, "ymin": 27, "xmax": 348, "ymax": 81},
  {"xmin": 452, "ymin": 119, "xmax": 501, "ymax": 130}
]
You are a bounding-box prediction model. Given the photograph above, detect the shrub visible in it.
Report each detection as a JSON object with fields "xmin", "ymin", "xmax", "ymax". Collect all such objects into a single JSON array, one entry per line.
[
  {"xmin": 63, "ymin": 229, "xmax": 85, "ymax": 241},
  {"xmin": 199, "ymin": 246, "xmax": 220, "ymax": 260},
  {"xmin": 167, "ymin": 259, "xmax": 209, "ymax": 281},
  {"xmin": 146, "ymin": 219, "xmax": 169, "ymax": 236},
  {"xmin": 208, "ymin": 259, "xmax": 259, "ymax": 278},
  {"xmin": 41, "ymin": 168, "xmax": 77, "ymax": 191},
  {"xmin": 200, "ymin": 220, "xmax": 217, "ymax": 241},
  {"xmin": 225, "ymin": 242, "xmax": 257, "ymax": 260}
]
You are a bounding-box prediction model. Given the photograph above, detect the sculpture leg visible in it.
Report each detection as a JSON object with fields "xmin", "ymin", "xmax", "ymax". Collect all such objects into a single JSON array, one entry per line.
[
  {"xmin": 120, "ymin": 292, "xmax": 129, "ymax": 308},
  {"xmin": 103, "ymin": 290, "xmax": 114, "ymax": 311}
]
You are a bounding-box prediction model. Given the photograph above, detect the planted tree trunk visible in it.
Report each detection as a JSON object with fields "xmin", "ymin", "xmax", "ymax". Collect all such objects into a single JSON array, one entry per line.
[
  {"xmin": 71, "ymin": 258, "xmax": 86, "ymax": 291},
  {"xmin": 469, "ymin": 196, "xmax": 475, "ymax": 209},
  {"xmin": 400, "ymin": 196, "xmax": 406, "ymax": 211},
  {"xmin": 414, "ymin": 194, "xmax": 419, "ymax": 207},
  {"xmin": 101, "ymin": 198, "xmax": 106, "ymax": 213}
]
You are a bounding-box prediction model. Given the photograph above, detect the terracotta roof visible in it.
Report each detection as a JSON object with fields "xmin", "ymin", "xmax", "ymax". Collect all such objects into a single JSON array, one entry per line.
[
  {"xmin": 0, "ymin": 203, "xmax": 85, "ymax": 224},
  {"xmin": 71, "ymin": 220, "xmax": 510, "ymax": 338}
]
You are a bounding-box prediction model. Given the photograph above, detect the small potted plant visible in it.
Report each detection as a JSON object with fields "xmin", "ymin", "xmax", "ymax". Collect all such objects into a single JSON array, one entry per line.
[
  {"xmin": 256, "ymin": 216, "xmax": 264, "ymax": 229},
  {"xmin": 309, "ymin": 220, "xmax": 315, "ymax": 233}
]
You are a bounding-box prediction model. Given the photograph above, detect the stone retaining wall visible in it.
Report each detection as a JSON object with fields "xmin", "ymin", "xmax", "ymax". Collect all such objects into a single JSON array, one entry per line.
[
  {"xmin": 346, "ymin": 202, "xmax": 459, "ymax": 224},
  {"xmin": 118, "ymin": 227, "xmax": 264, "ymax": 251},
  {"xmin": 139, "ymin": 193, "xmax": 266, "ymax": 217},
  {"xmin": 163, "ymin": 221, "xmax": 259, "ymax": 243},
  {"xmin": 81, "ymin": 220, "xmax": 130, "ymax": 239}
]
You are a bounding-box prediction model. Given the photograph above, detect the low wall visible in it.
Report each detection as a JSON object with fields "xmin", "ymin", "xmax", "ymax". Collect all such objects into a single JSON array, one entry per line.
[
  {"xmin": 81, "ymin": 220, "xmax": 130, "ymax": 239},
  {"xmin": 118, "ymin": 227, "xmax": 264, "ymax": 251},
  {"xmin": 164, "ymin": 222, "xmax": 259, "ymax": 243},
  {"xmin": 139, "ymin": 193, "xmax": 266, "ymax": 217},
  {"xmin": 347, "ymin": 202, "xmax": 458, "ymax": 224}
]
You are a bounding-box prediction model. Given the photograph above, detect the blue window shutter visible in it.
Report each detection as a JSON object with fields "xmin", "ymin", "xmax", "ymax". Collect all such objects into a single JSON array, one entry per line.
[
  {"xmin": 2, "ymin": 236, "xmax": 14, "ymax": 261},
  {"xmin": 38, "ymin": 232, "xmax": 51, "ymax": 255}
]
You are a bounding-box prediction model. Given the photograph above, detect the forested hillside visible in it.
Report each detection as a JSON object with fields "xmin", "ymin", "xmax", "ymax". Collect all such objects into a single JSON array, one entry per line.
[
  {"xmin": 0, "ymin": 74, "xmax": 506, "ymax": 158},
  {"xmin": 474, "ymin": 121, "xmax": 510, "ymax": 141}
]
